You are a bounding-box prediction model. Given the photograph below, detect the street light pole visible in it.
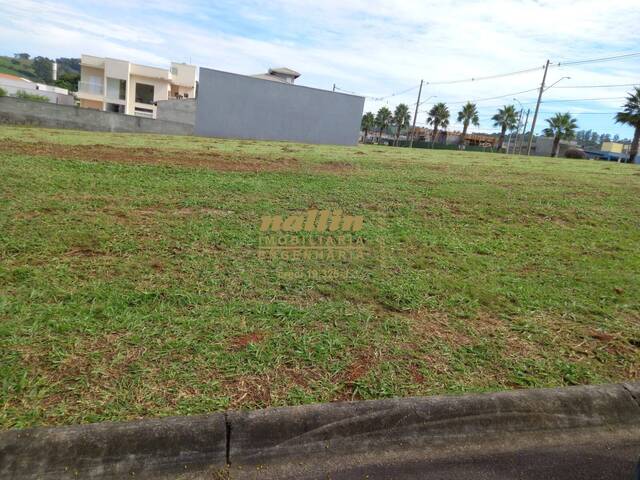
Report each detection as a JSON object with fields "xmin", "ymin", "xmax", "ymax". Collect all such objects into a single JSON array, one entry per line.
[
  {"xmin": 518, "ymin": 109, "xmax": 531, "ymax": 154},
  {"xmin": 409, "ymin": 80, "xmax": 424, "ymax": 148},
  {"xmin": 526, "ymin": 60, "xmax": 550, "ymax": 156},
  {"xmin": 512, "ymin": 99, "xmax": 524, "ymax": 156},
  {"xmin": 510, "ymin": 109, "xmax": 523, "ymax": 155}
]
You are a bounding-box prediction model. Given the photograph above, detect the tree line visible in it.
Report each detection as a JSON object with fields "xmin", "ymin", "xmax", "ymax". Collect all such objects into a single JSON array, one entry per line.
[
  {"xmin": 360, "ymin": 87, "xmax": 640, "ymax": 163},
  {"xmin": 3, "ymin": 53, "xmax": 80, "ymax": 91}
]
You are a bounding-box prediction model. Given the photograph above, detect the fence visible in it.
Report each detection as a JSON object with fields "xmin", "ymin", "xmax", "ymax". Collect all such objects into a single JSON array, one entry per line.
[{"xmin": 0, "ymin": 97, "xmax": 193, "ymax": 135}]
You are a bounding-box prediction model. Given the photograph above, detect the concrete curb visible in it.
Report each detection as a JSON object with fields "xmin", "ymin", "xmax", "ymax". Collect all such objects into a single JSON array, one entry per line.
[
  {"xmin": 229, "ymin": 381, "xmax": 640, "ymax": 465},
  {"xmin": 2, "ymin": 382, "xmax": 639, "ymax": 479},
  {"xmin": 0, "ymin": 414, "xmax": 227, "ymax": 479}
]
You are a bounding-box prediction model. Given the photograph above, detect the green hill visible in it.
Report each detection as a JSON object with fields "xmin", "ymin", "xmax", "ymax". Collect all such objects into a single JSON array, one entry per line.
[{"xmin": 0, "ymin": 53, "xmax": 80, "ymax": 91}]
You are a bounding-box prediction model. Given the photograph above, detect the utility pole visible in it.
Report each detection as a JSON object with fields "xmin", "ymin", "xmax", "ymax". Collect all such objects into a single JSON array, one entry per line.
[
  {"xmin": 409, "ymin": 80, "xmax": 424, "ymax": 148},
  {"xmin": 517, "ymin": 109, "xmax": 530, "ymax": 154},
  {"xmin": 527, "ymin": 60, "xmax": 550, "ymax": 156}
]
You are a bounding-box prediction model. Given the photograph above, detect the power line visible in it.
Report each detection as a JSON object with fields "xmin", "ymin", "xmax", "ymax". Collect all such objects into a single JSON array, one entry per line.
[
  {"xmin": 418, "ymin": 94, "xmax": 625, "ymax": 113},
  {"xmin": 446, "ymin": 87, "xmax": 540, "ymax": 105},
  {"xmin": 421, "ymin": 50, "xmax": 640, "ymax": 86},
  {"xmin": 418, "ymin": 87, "xmax": 541, "ymax": 113},
  {"xmin": 359, "ymin": 52, "xmax": 640, "ymax": 102},
  {"xmin": 554, "ymin": 83, "xmax": 639, "ymax": 89},
  {"xmin": 370, "ymin": 85, "xmax": 419, "ymax": 101},
  {"xmin": 540, "ymin": 96, "xmax": 625, "ymax": 103},
  {"xmin": 538, "ymin": 111, "xmax": 618, "ymax": 115},
  {"xmin": 333, "ymin": 86, "xmax": 359, "ymax": 95},
  {"xmin": 423, "ymin": 65, "xmax": 545, "ymax": 86},
  {"xmin": 553, "ymin": 51, "xmax": 640, "ymax": 67},
  {"xmin": 336, "ymin": 84, "xmax": 419, "ymax": 101}
]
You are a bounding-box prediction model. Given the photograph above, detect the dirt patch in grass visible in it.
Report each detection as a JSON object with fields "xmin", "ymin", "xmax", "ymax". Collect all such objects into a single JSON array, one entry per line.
[
  {"xmin": 312, "ymin": 160, "xmax": 357, "ymax": 173},
  {"xmin": 65, "ymin": 247, "xmax": 108, "ymax": 257},
  {"xmin": 1, "ymin": 140, "xmax": 301, "ymax": 173},
  {"xmin": 228, "ymin": 331, "xmax": 265, "ymax": 350},
  {"xmin": 222, "ymin": 366, "xmax": 323, "ymax": 408},
  {"xmin": 408, "ymin": 310, "xmax": 472, "ymax": 346},
  {"xmin": 122, "ymin": 206, "xmax": 234, "ymax": 218},
  {"xmin": 341, "ymin": 350, "xmax": 375, "ymax": 383},
  {"xmin": 12, "ymin": 332, "xmax": 148, "ymax": 416},
  {"xmin": 281, "ymin": 146, "xmax": 300, "ymax": 153}
]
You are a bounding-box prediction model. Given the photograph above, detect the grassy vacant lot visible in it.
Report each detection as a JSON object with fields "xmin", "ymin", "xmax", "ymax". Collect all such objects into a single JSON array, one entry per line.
[{"xmin": 1, "ymin": 125, "xmax": 639, "ymax": 429}]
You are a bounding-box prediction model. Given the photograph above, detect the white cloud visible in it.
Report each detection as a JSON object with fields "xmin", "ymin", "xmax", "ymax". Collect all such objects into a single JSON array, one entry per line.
[{"xmin": 1, "ymin": 0, "xmax": 638, "ymax": 136}]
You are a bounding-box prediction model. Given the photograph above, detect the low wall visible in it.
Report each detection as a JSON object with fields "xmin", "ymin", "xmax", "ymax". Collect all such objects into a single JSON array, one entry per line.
[
  {"xmin": 156, "ymin": 99, "xmax": 196, "ymax": 126},
  {"xmin": 0, "ymin": 97, "xmax": 193, "ymax": 135}
]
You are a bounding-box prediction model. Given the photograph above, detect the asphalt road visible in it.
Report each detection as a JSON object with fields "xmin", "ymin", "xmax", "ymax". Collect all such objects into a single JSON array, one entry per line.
[
  {"xmin": 230, "ymin": 433, "xmax": 640, "ymax": 480},
  {"xmin": 326, "ymin": 443, "xmax": 640, "ymax": 480}
]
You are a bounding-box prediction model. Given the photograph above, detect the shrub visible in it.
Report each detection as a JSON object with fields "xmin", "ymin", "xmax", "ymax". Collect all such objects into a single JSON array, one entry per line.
[
  {"xmin": 0, "ymin": 87, "xmax": 6, "ymax": 97},
  {"xmin": 16, "ymin": 90, "xmax": 49, "ymax": 103},
  {"xmin": 565, "ymin": 148, "xmax": 586, "ymax": 159}
]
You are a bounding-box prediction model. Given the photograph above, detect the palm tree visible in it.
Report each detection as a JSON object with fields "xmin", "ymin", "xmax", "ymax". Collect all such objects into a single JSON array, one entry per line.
[
  {"xmin": 615, "ymin": 87, "xmax": 640, "ymax": 163},
  {"xmin": 426, "ymin": 102, "xmax": 450, "ymax": 146},
  {"xmin": 492, "ymin": 105, "xmax": 518, "ymax": 152},
  {"xmin": 361, "ymin": 112, "xmax": 375, "ymax": 143},
  {"xmin": 392, "ymin": 103, "xmax": 411, "ymax": 146},
  {"xmin": 375, "ymin": 106, "xmax": 392, "ymax": 144},
  {"xmin": 457, "ymin": 102, "xmax": 479, "ymax": 146},
  {"xmin": 542, "ymin": 112, "xmax": 578, "ymax": 157},
  {"xmin": 439, "ymin": 118, "xmax": 450, "ymax": 144}
]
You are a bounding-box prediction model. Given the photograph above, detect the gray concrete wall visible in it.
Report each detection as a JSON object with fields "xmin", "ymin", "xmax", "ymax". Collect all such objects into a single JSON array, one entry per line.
[
  {"xmin": 0, "ymin": 97, "xmax": 193, "ymax": 135},
  {"xmin": 195, "ymin": 68, "xmax": 364, "ymax": 145},
  {"xmin": 156, "ymin": 98, "xmax": 196, "ymax": 126},
  {"xmin": 533, "ymin": 136, "xmax": 577, "ymax": 157}
]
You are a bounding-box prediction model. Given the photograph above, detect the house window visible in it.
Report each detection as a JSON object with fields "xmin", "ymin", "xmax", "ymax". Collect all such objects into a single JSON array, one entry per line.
[
  {"xmin": 135, "ymin": 83, "xmax": 154, "ymax": 104},
  {"xmin": 171, "ymin": 66, "xmax": 178, "ymax": 75},
  {"xmin": 106, "ymin": 78, "xmax": 127, "ymax": 101}
]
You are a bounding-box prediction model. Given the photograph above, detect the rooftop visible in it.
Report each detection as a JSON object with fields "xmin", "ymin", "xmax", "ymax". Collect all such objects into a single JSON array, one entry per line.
[
  {"xmin": 251, "ymin": 66, "xmax": 301, "ymax": 84},
  {"xmin": 268, "ymin": 67, "xmax": 300, "ymax": 78},
  {"xmin": 0, "ymin": 72, "xmax": 32, "ymax": 83}
]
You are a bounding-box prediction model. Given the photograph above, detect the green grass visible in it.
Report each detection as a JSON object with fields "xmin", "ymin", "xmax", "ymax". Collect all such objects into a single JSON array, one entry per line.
[{"xmin": 1, "ymin": 125, "xmax": 639, "ymax": 429}]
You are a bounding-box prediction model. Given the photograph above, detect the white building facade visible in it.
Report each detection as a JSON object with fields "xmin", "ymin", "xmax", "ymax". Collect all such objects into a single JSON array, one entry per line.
[
  {"xmin": 77, "ymin": 55, "xmax": 196, "ymax": 118},
  {"xmin": 0, "ymin": 73, "xmax": 74, "ymax": 105}
]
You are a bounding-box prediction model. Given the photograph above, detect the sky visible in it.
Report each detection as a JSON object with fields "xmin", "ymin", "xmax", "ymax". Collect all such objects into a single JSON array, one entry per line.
[{"xmin": 1, "ymin": 0, "xmax": 639, "ymax": 138}]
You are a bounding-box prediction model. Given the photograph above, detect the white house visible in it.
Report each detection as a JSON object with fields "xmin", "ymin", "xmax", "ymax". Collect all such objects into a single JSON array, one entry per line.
[
  {"xmin": 77, "ymin": 54, "xmax": 197, "ymax": 118},
  {"xmin": 0, "ymin": 72, "xmax": 74, "ymax": 105}
]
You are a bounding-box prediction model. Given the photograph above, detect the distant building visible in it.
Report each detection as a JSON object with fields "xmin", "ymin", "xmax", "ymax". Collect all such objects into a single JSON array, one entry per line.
[
  {"xmin": 77, "ymin": 54, "xmax": 197, "ymax": 118},
  {"xmin": 413, "ymin": 128, "xmax": 496, "ymax": 147},
  {"xmin": 600, "ymin": 141, "xmax": 625, "ymax": 154},
  {"xmin": 251, "ymin": 67, "xmax": 301, "ymax": 84},
  {"xmin": 583, "ymin": 149, "xmax": 629, "ymax": 162},
  {"xmin": 445, "ymin": 130, "xmax": 497, "ymax": 147},
  {"xmin": 0, "ymin": 72, "xmax": 74, "ymax": 105}
]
